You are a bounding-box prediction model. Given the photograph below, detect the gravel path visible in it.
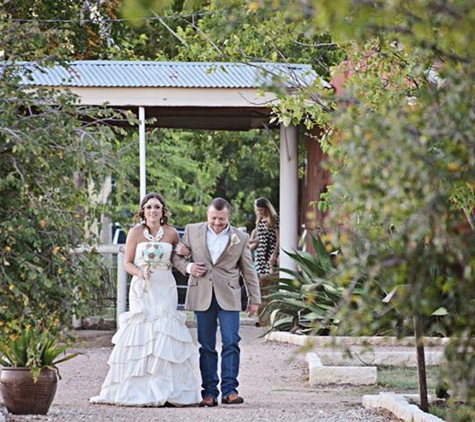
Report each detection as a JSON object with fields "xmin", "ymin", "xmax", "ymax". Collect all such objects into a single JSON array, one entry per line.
[{"xmin": 1, "ymin": 325, "xmax": 403, "ymax": 422}]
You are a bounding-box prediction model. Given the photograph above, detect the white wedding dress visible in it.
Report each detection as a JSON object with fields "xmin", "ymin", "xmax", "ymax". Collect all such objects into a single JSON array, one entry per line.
[{"xmin": 90, "ymin": 242, "xmax": 201, "ymax": 407}]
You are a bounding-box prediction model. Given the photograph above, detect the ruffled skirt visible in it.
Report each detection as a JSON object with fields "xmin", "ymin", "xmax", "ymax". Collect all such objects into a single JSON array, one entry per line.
[{"xmin": 90, "ymin": 289, "xmax": 201, "ymax": 406}]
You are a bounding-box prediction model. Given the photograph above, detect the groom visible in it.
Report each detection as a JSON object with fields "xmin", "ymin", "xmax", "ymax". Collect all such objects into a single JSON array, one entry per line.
[{"xmin": 173, "ymin": 197, "xmax": 261, "ymax": 407}]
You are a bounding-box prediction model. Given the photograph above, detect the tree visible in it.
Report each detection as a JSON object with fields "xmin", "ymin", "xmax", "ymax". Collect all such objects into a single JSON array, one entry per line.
[
  {"xmin": 161, "ymin": 0, "xmax": 342, "ymax": 223},
  {"xmin": 0, "ymin": 18, "xmax": 120, "ymax": 341},
  {"xmin": 1, "ymin": 0, "xmax": 121, "ymax": 60},
  {"xmin": 286, "ymin": 1, "xmax": 475, "ymax": 418},
  {"xmin": 103, "ymin": 0, "xmax": 343, "ymax": 227}
]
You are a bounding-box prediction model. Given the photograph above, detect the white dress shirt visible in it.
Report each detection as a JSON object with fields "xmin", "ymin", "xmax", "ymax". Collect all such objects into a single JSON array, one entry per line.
[
  {"xmin": 186, "ymin": 224, "xmax": 230, "ymax": 273},
  {"xmin": 206, "ymin": 224, "xmax": 230, "ymax": 263}
]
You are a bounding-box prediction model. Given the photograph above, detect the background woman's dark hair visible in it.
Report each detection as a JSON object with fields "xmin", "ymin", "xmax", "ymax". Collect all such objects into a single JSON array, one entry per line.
[
  {"xmin": 254, "ymin": 198, "xmax": 269, "ymax": 208},
  {"xmin": 135, "ymin": 192, "xmax": 169, "ymax": 225},
  {"xmin": 254, "ymin": 197, "xmax": 278, "ymax": 229}
]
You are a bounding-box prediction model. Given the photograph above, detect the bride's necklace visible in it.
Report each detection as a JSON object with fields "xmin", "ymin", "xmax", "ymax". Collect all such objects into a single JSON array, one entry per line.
[{"xmin": 143, "ymin": 226, "xmax": 164, "ymax": 242}]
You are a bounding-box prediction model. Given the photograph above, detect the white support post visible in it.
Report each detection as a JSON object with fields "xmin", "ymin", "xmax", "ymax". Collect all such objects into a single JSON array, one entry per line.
[
  {"xmin": 117, "ymin": 246, "xmax": 127, "ymax": 323},
  {"xmin": 139, "ymin": 106, "xmax": 146, "ymax": 200},
  {"xmin": 72, "ymin": 315, "xmax": 82, "ymax": 329},
  {"xmin": 279, "ymin": 124, "xmax": 299, "ymax": 276}
]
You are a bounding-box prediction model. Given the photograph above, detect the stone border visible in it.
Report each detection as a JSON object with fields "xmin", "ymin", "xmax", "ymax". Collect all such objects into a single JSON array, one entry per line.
[
  {"xmin": 266, "ymin": 331, "xmax": 448, "ymax": 347},
  {"xmin": 306, "ymin": 352, "xmax": 377, "ymax": 385},
  {"xmin": 363, "ymin": 393, "xmax": 445, "ymax": 422},
  {"xmin": 316, "ymin": 350, "xmax": 443, "ymax": 367},
  {"xmin": 266, "ymin": 331, "xmax": 447, "ymax": 422}
]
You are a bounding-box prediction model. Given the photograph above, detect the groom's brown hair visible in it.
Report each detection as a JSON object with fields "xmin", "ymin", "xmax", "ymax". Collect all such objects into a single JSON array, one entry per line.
[{"xmin": 209, "ymin": 197, "xmax": 231, "ymax": 212}]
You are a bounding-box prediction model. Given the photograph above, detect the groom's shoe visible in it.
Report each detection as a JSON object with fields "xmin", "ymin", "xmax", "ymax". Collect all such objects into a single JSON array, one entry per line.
[
  {"xmin": 199, "ymin": 396, "xmax": 218, "ymax": 407},
  {"xmin": 222, "ymin": 393, "xmax": 244, "ymax": 405}
]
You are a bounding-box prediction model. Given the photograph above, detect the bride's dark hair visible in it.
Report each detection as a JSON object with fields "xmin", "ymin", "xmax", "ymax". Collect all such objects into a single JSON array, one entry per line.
[{"xmin": 134, "ymin": 192, "xmax": 169, "ymax": 225}]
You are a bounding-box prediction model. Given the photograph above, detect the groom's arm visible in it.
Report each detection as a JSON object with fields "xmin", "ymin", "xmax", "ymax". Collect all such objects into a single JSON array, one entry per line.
[
  {"xmin": 172, "ymin": 225, "xmax": 192, "ymax": 275},
  {"xmin": 238, "ymin": 237, "xmax": 262, "ymax": 307}
]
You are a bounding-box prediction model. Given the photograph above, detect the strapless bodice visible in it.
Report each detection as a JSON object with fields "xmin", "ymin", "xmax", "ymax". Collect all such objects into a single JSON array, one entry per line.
[{"xmin": 135, "ymin": 242, "xmax": 173, "ymax": 268}]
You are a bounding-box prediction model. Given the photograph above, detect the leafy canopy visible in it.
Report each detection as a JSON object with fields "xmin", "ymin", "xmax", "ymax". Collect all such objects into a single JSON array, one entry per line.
[
  {"xmin": 295, "ymin": 0, "xmax": 475, "ymax": 413},
  {"xmin": 0, "ymin": 16, "xmax": 121, "ymax": 357}
]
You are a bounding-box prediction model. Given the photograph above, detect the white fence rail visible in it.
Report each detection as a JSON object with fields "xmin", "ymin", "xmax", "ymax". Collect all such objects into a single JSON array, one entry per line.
[{"xmin": 72, "ymin": 244, "xmax": 128, "ymax": 324}]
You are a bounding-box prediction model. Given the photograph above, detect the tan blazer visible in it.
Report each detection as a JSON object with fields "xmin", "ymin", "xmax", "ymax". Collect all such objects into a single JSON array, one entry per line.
[{"xmin": 172, "ymin": 223, "xmax": 261, "ymax": 312}]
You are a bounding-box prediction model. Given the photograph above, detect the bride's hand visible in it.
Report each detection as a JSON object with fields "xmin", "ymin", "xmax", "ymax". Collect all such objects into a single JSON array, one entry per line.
[{"xmin": 175, "ymin": 242, "xmax": 191, "ymax": 257}]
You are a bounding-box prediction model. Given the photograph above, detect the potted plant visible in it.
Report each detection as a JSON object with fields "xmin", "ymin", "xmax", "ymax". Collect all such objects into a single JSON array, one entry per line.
[{"xmin": 0, "ymin": 326, "xmax": 78, "ymax": 415}]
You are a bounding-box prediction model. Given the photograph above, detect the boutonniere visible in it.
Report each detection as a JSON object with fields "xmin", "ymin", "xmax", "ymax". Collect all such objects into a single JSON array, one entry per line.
[{"xmin": 228, "ymin": 233, "xmax": 241, "ymax": 249}]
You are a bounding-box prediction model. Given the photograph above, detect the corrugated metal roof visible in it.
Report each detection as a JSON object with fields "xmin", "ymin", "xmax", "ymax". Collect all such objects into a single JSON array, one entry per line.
[{"xmin": 4, "ymin": 61, "xmax": 324, "ymax": 89}]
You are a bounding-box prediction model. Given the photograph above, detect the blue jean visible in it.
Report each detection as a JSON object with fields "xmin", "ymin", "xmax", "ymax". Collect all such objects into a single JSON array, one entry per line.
[{"xmin": 195, "ymin": 293, "xmax": 241, "ymax": 399}]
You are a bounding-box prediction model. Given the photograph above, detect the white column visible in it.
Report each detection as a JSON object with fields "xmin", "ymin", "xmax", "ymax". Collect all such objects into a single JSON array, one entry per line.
[
  {"xmin": 117, "ymin": 246, "xmax": 127, "ymax": 322},
  {"xmin": 279, "ymin": 124, "xmax": 299, "ymax": 276},
  {"xmin": 71, "ymin": 315, "xmax": 82, "ymax": 329},
  {"xmin": 139, "ymin": 106, "xmax": 146, "ymax": 200}
]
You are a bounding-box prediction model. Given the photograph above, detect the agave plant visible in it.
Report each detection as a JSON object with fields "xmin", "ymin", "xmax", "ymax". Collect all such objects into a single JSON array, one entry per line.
[
  {"xmin": 262, "ymin": 232, "xmax": 412, "ymax": 336},
  {"xmin": 262, "ymin": 234, "xmax": 346, "ymax": 335},
  {"xmin": 0, "ymin": 327, "xmax": 78, "ymax": 381}
]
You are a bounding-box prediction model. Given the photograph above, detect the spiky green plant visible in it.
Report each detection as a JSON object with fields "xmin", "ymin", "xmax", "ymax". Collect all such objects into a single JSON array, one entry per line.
[
  {"xmin": 261, "ymin": 235, "xmax": 346, "ymax": 335},
  {"xmin": 261, "ymin": 233, "xmax": 409, "ymax": 336},
  {"xmin": 0, "ymin": 327, "xmax": 78, "ymax": 381}
]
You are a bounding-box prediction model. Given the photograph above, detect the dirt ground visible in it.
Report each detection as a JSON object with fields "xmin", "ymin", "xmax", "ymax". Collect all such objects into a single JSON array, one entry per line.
[{"xmin": 1, "ymin": 325, "xmax": 403, "ymax": 422}]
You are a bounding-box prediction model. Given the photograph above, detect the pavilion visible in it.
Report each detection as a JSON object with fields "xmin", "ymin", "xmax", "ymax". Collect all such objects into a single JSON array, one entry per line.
[{"xmin": 9, "ymin": 60, "xmax": 331, "ymax": 274}]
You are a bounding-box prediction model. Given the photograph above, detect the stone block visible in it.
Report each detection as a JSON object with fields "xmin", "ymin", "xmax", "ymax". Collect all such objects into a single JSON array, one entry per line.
[{"xmin": 308, "ymin": 364, "xmax": 377, "ymax": 385}]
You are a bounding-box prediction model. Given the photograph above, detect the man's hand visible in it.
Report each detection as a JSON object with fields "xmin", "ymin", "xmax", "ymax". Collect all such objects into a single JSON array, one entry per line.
[
  {"xmin": 246, "ymin": 304, "xmax": 260, "ymax": 317},
  {"xmin": 192, "ymin": 262, "xmax": 207, "ymax": 278}
]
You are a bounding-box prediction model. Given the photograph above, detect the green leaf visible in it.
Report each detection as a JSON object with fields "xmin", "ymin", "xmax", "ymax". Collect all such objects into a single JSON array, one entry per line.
[{"xmin": 431, "ymin": 307, "xmax": 449, "ymax": 317}]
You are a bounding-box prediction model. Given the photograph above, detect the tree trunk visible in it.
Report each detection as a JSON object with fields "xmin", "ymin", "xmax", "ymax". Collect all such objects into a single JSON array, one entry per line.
[{"xmin": 414, "ymin": 313, "xmax": 429, "ymax": 413}]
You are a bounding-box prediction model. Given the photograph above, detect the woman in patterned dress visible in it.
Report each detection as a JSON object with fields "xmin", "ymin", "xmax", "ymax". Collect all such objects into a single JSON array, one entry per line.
[{"xmin": 250, "ymin": 198, "xmax": 279, "ymax": 326}]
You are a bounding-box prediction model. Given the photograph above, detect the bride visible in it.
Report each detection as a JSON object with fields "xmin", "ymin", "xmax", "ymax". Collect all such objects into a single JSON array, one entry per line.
[{"xmin": 90, "ymin": 192, "xmax": 201, "ymax": 407}]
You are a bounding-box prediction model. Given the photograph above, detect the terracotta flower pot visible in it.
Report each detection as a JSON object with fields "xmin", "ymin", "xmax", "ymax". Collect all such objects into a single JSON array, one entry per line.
[{"xmin": 0, "ymin": 367, "xmax": 58, "ymax": 415}]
